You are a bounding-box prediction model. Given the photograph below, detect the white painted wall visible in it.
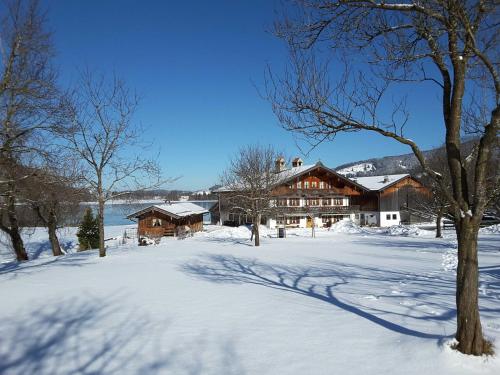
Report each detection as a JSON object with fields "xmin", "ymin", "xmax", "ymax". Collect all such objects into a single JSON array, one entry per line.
[
  {"xmin": 359, "ymin": 212, "xmax": 378, "ymax": 226},
  {"xmin": 299, "ymin": 217, "xmax": 308, "ymax": 228},
  {"xmin": 314, "ymin": 217, "xmax": 323, "ymax": 227},
  {"xmin": 379, "ymin": 211, "xmax": 401, "ymax": 227},
  {"xmin": 268, "ymin": 218, "xmax": 277, "ymax": 228}
]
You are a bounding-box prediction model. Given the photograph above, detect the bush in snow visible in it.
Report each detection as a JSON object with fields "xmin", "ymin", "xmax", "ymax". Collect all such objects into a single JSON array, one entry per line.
[{"xmin": 77, "ymin": 208, "xmax": 100, "ymax": 251}]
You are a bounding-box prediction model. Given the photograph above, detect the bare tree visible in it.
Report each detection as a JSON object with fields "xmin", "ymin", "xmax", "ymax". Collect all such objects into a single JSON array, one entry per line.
[
  {"xmin": 408, "ymin": 147, "xmax": 452, "ymax": 238},
  {"xmin": 0, "ymin": 0, "xmax": 65, "ymax": 261},
  {"xmin": 220, "ymin": 145, "xmax": 283, "ymax": 246},
  {"xmin": 267, "ymin": 1, "xmax": 499, "ymax": 355},
  {"xmin": 67, "ymin": 70, "xmax": 162, "ymax": 257},
  {"xmin": 18, "ymin": 162, "xmax": 85, "ymax": 256}
]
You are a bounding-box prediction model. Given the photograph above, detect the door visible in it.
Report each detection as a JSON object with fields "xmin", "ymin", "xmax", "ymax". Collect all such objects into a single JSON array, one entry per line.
[{"xmin": 306, "ymin": 216, "xmax": 313, "ymax": 228}]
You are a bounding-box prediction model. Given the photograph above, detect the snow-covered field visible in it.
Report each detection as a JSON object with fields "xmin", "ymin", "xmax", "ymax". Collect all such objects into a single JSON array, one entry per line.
[{"xmin": 0, "ymin": 222, "xmax": 499, "ymax": 374}]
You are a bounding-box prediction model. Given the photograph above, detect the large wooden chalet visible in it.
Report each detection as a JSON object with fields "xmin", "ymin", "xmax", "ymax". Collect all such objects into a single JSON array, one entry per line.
[{"xmin": 213, "ymin": 158, "xmax": 428, "ymax": 228}]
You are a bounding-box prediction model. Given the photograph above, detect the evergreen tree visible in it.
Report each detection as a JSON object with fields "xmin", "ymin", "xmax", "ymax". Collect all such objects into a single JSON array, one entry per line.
[{"xmin": 77, "ymin": 208, "xmax": 100, "ymax": 250}]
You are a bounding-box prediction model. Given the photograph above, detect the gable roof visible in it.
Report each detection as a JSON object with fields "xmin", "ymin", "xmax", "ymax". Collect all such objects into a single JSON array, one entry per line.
[
  {"xmin": 350, "ymin": 174, "xmax": 410, "ymax": 191},
  {"xmin": 127, "ymin": 202, "xmax": 208, "ymax": 220},
  {"xmin": 215, "ymin": 161, "xmax": 369, "ymax": 193},
  {"xmin": 275, "ymin": 161, "xmax": 368, "ymax": 191}
]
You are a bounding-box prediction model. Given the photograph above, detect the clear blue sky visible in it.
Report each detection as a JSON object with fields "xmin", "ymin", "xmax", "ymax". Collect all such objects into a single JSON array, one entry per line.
[{"xmin": 45, "ymin": 0, "xmax": 445, "ymax": 190}]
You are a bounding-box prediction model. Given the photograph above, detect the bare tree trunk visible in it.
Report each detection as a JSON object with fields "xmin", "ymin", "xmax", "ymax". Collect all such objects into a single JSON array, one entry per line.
[
  {"xmin": 47, "ymin": 210, "xmax": 62, "ymax": 256},
  {"xmin": 254, "ymin": 214, "xmax": 260, "ymax": 247},
  {"xmin": 6, "ymin": 192, "xmax": 28, "ymax": 261},
  {"xmin": 98, "ymin": 194, "xmax": 106, "ymax": 257},
  {"xmin": 311, "ymin": 216, "xmax": 316, "ymax": 238},
  {"xmin": 455, "ymin": 221, "xmax": 488, "ymax": 355},
  {"xmin": 436, "ymin": 208, "xmax": 443, "ymax": 238}
]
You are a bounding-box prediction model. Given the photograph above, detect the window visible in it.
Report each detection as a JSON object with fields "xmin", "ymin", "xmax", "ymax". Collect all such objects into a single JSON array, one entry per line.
[
  {"xmin": 306, "ymin": 198, "xmax": 319, "ymax": 206},
  {"xmin": 297, "ymin": 181, "xmax": 302, "ymax": 189},
  {"xmin": 304, "ymin": 181, "xmax": 309, "ymax": 189},
  {"xmin": 152, "ymin": 218, "xmax": 162, "ymax": 227},
  {"xmin": 289, "ymin": 198, "xmax": 300, "ymax": 206},
  {"xmin": 311, "ymin": 181, "xmax": 317, "ymax": 188},
  {"xmin": 319, "ymin": 181, "xmax": 324, "ymax": 189},
  {"xmin": 392, "ymin": 214, "xmax": 397, "ymax": 220},
  {"xmin": 276, "ymin": 198, "xmax": 287, "ymax": 207},
  {"xmin": 322, "ymin": 198, "xmax": 331, "ymax": 206},
  {"xmin": 288, "ymin": 216, "xmax": 300, "ymax": 224},
  {"xmin": 386, "ymin": 214, "xmax": 391, "ymax": 220},
  {"xmin": 332, "ymin": 198, "xmax": 343, "ymax": 206}
]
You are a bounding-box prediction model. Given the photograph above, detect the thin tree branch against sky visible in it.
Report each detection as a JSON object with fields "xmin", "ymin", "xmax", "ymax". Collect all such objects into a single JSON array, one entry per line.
[{"xmin": 42, "ymin": 0, "xmax": 451, "ymax": 190}]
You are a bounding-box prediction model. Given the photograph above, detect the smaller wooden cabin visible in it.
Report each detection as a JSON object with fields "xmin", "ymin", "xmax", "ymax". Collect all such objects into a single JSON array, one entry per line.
[{"xmin": 127, "ymin": 202, "xmax": 208, "ymax": 239}]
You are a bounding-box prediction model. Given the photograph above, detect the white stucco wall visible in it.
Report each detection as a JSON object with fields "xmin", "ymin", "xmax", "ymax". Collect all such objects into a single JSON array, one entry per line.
[
  {"xmin": 359, "ymin": 212, "xmax": 378, "ymax": 226},
  {"xmin": 379, "ymin": 211, "xmax": 401, "ymax": 227},
  {"xmin": 268, "ymin": 218, "xmax": 277, "ymax": 228}
]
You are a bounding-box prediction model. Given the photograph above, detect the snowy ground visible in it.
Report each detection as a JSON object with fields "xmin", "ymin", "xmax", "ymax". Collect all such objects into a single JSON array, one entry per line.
[{"xmin": 0, "ymin": 222, "xmax": 499, "ymax": 374}]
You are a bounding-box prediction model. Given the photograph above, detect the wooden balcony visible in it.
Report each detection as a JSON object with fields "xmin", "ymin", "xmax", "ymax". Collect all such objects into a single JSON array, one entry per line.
[
  {"xmin": 272, "ymin": 189, "xmax": 347, "ymax": 197},
  {"xmin": 274, "ymin": 205, "xmax": 360, "ymax": 214}
]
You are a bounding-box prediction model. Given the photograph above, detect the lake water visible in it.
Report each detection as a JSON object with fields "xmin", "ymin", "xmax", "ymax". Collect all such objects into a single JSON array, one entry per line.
[{"xmin": 82, "ymin": 200, "xmax": 217, "ymax": 226}]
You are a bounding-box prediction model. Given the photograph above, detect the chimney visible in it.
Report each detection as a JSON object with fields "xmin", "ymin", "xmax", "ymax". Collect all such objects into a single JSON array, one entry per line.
[
  {"xmin": 383, "ymin": 175, "xmax": 389, "ymax": 183},
  {"xmin": 275, "ymin": 157, "xmax": 286, "ymax": 172},
  {"xmin": 292, "ymin": 157, "xmax": 303, "ymax": 167}
]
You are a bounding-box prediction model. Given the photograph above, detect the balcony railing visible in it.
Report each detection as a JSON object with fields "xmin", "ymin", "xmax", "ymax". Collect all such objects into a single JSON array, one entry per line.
[
  {"xmin": 273, "ymin": 189, "xmax": 346, "ymax": 197},
  {"xmin": 274, "ymin": 205, "xmax": 360, "ymax": 214}
]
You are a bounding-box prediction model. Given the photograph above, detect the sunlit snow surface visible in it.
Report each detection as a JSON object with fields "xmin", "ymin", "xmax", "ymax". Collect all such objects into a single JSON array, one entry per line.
[{"xmin": 0, "ymin": 222, "xmax": 499, "ymax": 374}]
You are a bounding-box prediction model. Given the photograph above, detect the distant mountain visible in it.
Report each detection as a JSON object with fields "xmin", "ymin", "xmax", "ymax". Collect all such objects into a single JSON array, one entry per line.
[
  {"xmin": 335, "ymin": 150, "xmax": 431, "ymax": 177},
  {"xmin": 334, "ymin": 138, "xmax": 482, "ymax": 177}
]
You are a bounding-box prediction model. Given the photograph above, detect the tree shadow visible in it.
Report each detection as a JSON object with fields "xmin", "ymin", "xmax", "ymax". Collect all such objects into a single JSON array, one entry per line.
[
  {"xmin": 29, "ymin": 239, "xmax": 77, "ymax": 259},
  {"xmin": 479, "ymin": 265, "xmax": 500, "ymax": 301},
  {"xmin": 181, "ymin": 254, "xmax": 459, "ymax": 340},
  {"xmin": 352, "ymin": 237, "xmax": 455, "ymax": 252},
  {"xmin": 197, "ymin": 237, "xmax": 254, "ymax": 247},
  {"xmin": 0, "ymin": 295, "xmax": 246, "ymax": 375},
  {"xmin": 0, "ymin": 295, "xmax": 147, "ymax": 375},
  {"xmin": 0, "ymin": 253, "xmax": 91, "ymax": 279}
]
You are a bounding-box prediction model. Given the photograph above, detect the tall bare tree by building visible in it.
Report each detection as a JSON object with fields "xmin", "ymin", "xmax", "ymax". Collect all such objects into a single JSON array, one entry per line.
[
  {"xmin": 267, "ymin": 1, "xmax": 499, "ymax": 355},
  {"xmin": 67, "ymin": 70, "xmax": 162, "ymax": 257},
  {"xmin": 0, "ymin": 0, "xmax": 65, "ymax": 261},
  {"xmin": 220, "ymin": 145, "xmax": 283, "ymax": 246},
  {"xmin": 408, "ymin": 146, "xmax": 452, "ymax": 238}
]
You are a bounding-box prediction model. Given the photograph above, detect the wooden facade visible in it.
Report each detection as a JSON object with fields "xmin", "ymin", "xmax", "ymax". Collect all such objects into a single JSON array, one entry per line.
[
  {"xmin": 216, "ymin": 161, "xmax": 429, "ymax": 228},
  {"xmin": 136, "ymin": 211, "xmax": 204, "ymax": 238},
  {"xmin": 128, "ymin": 203, "xmax": 207, "ymax": 240}
]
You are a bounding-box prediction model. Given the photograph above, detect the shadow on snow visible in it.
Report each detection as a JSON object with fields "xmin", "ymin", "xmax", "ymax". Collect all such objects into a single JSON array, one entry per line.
[
  {"xmin": 0, "ymin": 295, "xmax": 246, "ymax": 375},
  {"xmin": 182, "ymin": 254, "xmax": 460, "ymax": 340}
]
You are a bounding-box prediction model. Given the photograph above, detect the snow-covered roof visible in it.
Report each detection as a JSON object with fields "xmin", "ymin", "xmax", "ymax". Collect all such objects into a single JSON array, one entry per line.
[
  {"xmin": 275, "ymin": 164, "xmax": 316, "ymax": 183},
  {"xmin": 215, "ymin": 162, "xmax": 368, "ymax": 192},
  {"xmin": 349, "ymin": 174, "xmax": 409, "ymax": 191},
  {"xmin": 127, "ymin": 202, "xmax": 208, "ymax": 219}
]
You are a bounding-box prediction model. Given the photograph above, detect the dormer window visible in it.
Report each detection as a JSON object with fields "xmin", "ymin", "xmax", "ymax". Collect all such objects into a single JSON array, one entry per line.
[
  {"xmin": 275, "ymin": 157, "xmax": 286, "ymax": 172},
  {"xmin": 292, "ymin": 157, "xmax": 303, "ymax": 167}
]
